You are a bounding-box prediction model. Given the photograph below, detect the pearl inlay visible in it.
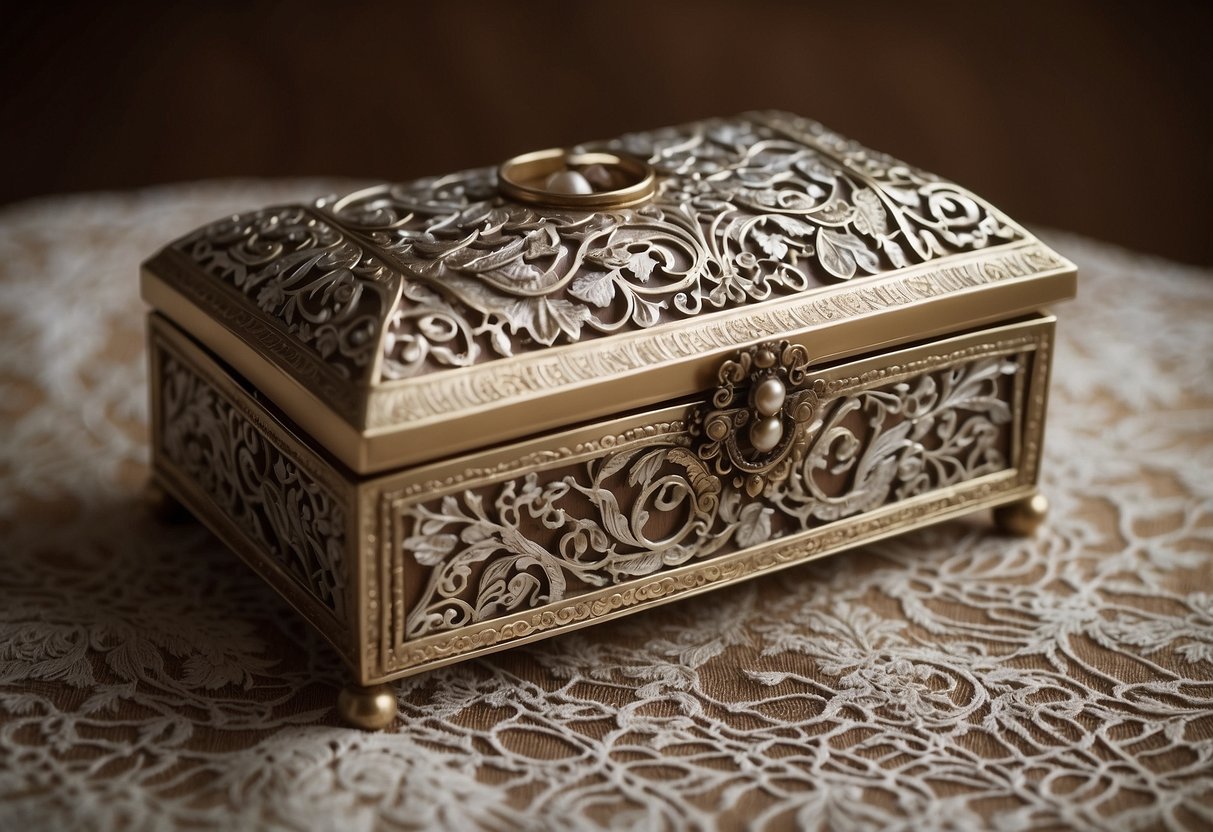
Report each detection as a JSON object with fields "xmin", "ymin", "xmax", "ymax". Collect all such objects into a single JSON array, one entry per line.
[
  {"xmin": 754, "ymin": 377, "xmax": 786, "ymax": 418},
  {"xmin": 543, "ymin": 170, "xmax": 594, "ymax": 195},
  {"xmin": 696, "ymin": 338, "xmax": 818, "ymax": 501},
  {"xmin": 750, "ymin": 415, "xmax": 783, "ymax": 453}
]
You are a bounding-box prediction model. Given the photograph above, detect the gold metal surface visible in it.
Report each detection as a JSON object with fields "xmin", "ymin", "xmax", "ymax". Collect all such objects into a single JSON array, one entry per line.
[
  {"xmin": 336, "ymin": 683, "xmax": 397, "ymax": 730},
  {"xmin": 993, "ymin": 492, "xmax": 1050, "ymax": 536},
  {"xmin": 356, "ymin": 315, "xmax": 1055, "ymax": 683},
  {"xmin": 147, "ymin": 308, "xmax": 1058, "ymax": 688},
  {"xmin": 695, "ymin": 339, "xmax": 821, "ymax": 498},
  {"xmin": 143, "ymin": 112, "xmax": 1074, "ymax": 714},
  {"xmin": 378, "ymin": 480, "xmax": 1039, "ymax": 681},
  {"xmin": 497, "ymin": 148, "xmax": 656, "ymax": 210},
  {"xmin": 148, "ymin": 315, "xmax": 360, "ymax": 667},
  {"xmin": 143, "ymin": 242, "xmax": 1073, "ymax": 475},
  {"xmin": 141, "ymin": 110, "xmax": 1076, "ymax": 475}
]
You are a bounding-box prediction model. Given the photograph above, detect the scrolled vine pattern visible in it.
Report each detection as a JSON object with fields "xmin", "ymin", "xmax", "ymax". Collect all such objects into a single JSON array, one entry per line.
[
  {"xmin": 771, "ymin": 353, "xmax": 1021, "ymax": 524},
  {"xmin": 172, "ymin": 206, "xmax": 397, "ymax": 382},
  {"xmin": 158, "ymin": 350, "xmax": 348, "ymax": 617},
  {"xmin": 321, "ymin": 111, "xmax": 1021, "ymax": 379},
  {"xmin": 401, "ymin": 352, "xmax": 1023, "ymax": 638}
]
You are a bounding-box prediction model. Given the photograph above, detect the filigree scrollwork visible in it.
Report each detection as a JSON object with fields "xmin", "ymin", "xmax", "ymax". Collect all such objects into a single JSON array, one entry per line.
[
  {"xmin": 401, "ymin": 445, "xmax": 741, "ymax": 639},
  {"xmin": 158, "ymin": 350, "xmax": 347, "ymax": 616},
  {"xmin": 771, "ymin": 354, "xmax": 1019, "ymax": 524},
  {"xmin": 695, "ymin": 340, "xmax": 824, "ymax": 497},
  {"xmin": 172, "ymin": 206, "xmax": 396, "ymax": 382},
  {"xmin": 396, "ymin": 349, "xmax": 1026, "ymax": 639},
  {"xmin": 307, "ymin": 111, "xmax": 1023, "ymax": 379},
  {"xmin": 166, "ymin": 114, "xmax": 1026, "ymax": 384}
]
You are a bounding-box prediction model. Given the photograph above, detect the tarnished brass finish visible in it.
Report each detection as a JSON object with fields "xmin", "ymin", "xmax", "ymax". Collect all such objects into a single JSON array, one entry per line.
[
  {"xmin": 146, "ymin": 310, "xmax": 1057, "ymax": 686},
  {"xmin": 993, "ymin": 492, "xmax": 1050, "ymax": 536},
  {"xmin": 337, "ymin": 683, "xmax": 397, "ymax": 730},
  {"xmin": 142, "ymin": 111, "xmax": 1074, "ymax": 725}
]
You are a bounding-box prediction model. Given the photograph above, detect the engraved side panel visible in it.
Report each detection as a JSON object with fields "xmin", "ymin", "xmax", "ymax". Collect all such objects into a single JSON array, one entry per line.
[
  {"xmin": 364, "ymin": 318, "xmax": 1053, "ymax": 681},
  {"xmin": 149, "ymin": 317, "xmax": 356, "ymax": 657}
]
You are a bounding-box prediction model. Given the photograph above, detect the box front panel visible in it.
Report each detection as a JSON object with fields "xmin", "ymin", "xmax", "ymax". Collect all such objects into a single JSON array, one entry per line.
[
  {"xmin": 361, "ymin": 316, "xmax": 1053, "ymax": 683},
  {"xmin": 148, "ymin": 315, "xmax": 358, "ymax": 662}
]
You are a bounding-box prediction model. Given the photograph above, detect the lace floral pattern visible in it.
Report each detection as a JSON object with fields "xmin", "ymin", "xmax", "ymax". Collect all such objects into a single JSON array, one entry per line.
[{"xmin": 1, "ymin": 183, "xmax": 1211, "ymax": 830}]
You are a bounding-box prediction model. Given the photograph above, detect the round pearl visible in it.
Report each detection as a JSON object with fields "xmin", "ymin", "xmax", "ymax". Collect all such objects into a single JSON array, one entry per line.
[
  {"xmin": 544, "ymin": 170, "xmax": 594, "ymax": 195},
  {"xmin": 753, "ymin": 377, "xmax": 786, "ymax": 417},
  {"xmin": 749, "ymin": 415, "xmax": 783, "ymax": 453}
]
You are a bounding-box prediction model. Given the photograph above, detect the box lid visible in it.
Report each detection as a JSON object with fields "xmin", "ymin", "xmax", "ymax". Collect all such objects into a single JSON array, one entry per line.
[{"xmin": 142, "ymin": 110, "xmax": 1075, "ymax": 474}]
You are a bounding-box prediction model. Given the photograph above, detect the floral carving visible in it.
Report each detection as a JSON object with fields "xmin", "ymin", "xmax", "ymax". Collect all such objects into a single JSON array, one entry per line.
[
  {"xmin": 771, "ymin": 354, "xmax": 1019, "ymax": 524},
  {"xmin": 158, "ymin": 349, "xmax": 347, "ymax": 616},
  {"xmin": 172, "ymin": 206, "xmax": 397, "ymax": 382},
  {"xmin": 402, "ymin": 352, "xmax": 1022, "ymax": 637},
  {"xmin": 318, "ymin": 111, "xmax": 1021, "ymax": 379},
  {"xmin": 165, "ymin": 113, "xmax": 1026, "ymax": 392},
  {"xmin": 166, "ymin": 114, "xmax": 1025, "ymax": 388}
]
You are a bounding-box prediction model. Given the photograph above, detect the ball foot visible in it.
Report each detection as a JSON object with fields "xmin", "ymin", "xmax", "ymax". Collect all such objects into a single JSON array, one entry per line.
[
  {"xmin": 993, "ymin": 492, "xmax": 1049, "ymax": 537},
  {"xmin": 337, "ymin": 682, "xmax": 397, "ymax": 730},
  {"xmin": 145, "ymin": 481, "xmax": 191, "ymax": 524}
]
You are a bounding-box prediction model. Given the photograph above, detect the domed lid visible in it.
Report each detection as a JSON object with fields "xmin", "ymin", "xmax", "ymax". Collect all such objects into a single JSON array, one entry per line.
[{"xmin": 142, "ymin": 110, "xmax": 1075, "ymax": 474}]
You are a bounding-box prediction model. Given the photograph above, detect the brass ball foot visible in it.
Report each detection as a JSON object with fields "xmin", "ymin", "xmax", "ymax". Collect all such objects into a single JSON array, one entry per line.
[
  {"xmin": 145, "ymin": 481, "xmax": 191, "ymax": 524},
  {"xmin": 337, "ymin": 683, "xmax": 397, "ymax": 730},
  {"xmin": 993, "ymin": 492, "xmax": 1049, "ymax": 537}
]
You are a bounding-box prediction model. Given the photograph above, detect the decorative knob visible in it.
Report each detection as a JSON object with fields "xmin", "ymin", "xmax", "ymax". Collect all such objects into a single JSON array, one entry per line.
[
  {"xmin": 749, "ymin": 415, "xmax": 783, "ymax": 453},
  {"xmin": 753, "ymin": 377, "xmax": 787, "ymax": 417}
]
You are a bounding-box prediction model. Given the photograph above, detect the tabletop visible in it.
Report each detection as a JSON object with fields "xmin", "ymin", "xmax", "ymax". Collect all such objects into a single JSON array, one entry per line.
[{"xmin": 1, "ymin": 182, "xmax": 1211, "ymax": 831}]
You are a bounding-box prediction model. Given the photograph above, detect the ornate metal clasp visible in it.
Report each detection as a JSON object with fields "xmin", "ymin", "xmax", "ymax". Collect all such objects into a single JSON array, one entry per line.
[{"xmin": 695, "ymin": 340, "xmax": 824, "ymax": 498}]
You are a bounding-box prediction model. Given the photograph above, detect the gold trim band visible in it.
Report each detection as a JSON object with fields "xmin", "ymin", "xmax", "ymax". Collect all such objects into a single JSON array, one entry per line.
[{"xmin": 497, "ymin": 148, "xmax": 657, "ymax": 210}]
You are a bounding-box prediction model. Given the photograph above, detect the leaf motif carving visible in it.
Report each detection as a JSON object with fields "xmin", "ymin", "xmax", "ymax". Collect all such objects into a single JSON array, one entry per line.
[
  {"xmin": 283, "ymin": 112, "xmax": 1025, "ymax": 376},
  {"xmin": 399, "ymin": 349, "xmax": 1025, "ymax": 639},
  {"xmin": 404, "ymin": 533, "xmax": 459, "ymax": 566},
  {"xmin": 817, "ymin": 228, "xmax": 882, "ymax": 280},
  {"xmin": 735, "ymin": 503, "xmax": 773, "ymax": 548},
  {"xmin": 504, "ymin": 297, "xmax": 592, "ymax": 346},
  {"xmin": 569, "ymin": 272, "xmax": 616, "ymax": 308}
]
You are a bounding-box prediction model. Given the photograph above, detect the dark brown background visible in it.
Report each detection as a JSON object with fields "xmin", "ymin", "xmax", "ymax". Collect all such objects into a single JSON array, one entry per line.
[{"xmin": 3, "ymin": 1, "xmax": 1210, "ymax": 264}]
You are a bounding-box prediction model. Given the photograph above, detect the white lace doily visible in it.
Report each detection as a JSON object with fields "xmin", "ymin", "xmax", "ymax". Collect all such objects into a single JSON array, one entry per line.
[{"xmin": 0, "ymin": 182, "xmax": 1210, "ymax": 831}]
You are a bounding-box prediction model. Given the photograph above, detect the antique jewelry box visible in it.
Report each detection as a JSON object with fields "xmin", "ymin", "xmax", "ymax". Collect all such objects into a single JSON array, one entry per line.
[{"xmin": 142, "ymin": 111, "xmax": 1075, "ymax": 729}]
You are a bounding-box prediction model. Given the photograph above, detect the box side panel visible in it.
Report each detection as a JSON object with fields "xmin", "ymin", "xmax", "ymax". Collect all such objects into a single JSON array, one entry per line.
[
  {"xmin": 360, "ymin": 315, "xmax": 1054, "ymax": 683},
  {"xmin": 147, "ymin": 314, "xmax": 359, "ymax": 667}
]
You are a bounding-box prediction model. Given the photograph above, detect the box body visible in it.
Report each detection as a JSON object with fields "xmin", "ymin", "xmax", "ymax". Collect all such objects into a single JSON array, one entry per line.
[
  {"xmin": 143, "ymin": 111, "xmax": 1074, "ymax": 685},
  {"xmin": 150, "ymin": 312, "xmax": 1055, "ymax": 684}
]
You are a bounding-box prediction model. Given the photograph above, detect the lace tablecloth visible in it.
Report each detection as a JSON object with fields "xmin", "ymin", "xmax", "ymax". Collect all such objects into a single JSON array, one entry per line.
[{"xmin": 1, "ymin": 183, "xmax": 1211, "ymax": 831}]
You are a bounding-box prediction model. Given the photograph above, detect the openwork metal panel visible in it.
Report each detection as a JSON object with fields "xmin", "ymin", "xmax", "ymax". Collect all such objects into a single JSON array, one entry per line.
[
  {"xmin": 150, "ymin": 320, "xmax": 354, "ymax": 653},
  {"xmin": 364, "ymin": 317, "xmax": 1052, "ymax": 681}
]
